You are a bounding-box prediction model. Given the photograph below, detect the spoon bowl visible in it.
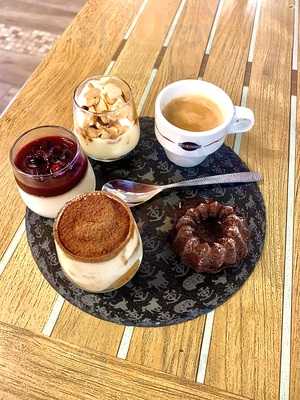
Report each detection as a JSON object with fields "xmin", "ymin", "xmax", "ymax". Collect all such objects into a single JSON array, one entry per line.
[{"xmin": 102, "ymin": 179, "xmax": 161, "ymax": 203}]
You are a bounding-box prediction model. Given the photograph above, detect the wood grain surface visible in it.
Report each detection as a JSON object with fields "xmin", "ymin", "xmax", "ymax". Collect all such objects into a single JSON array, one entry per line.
[
  {"xmin": 205, "ymin": 1, "xmax": 293, "ymax": 399},
  {"xmin": 52, "ymin": 303, "xmax": 124, "ymax": 355},
  {"xmin": 0, "ymin": 0, "xmax": 141, "ymax": 259},
  {"xmin": 51, "ymin": 0, "xmax": 182, "ymax": 353},
  {"xmin": 0, "ymin": 234, "xmax": 58, "ymax": 332},
  {"xmin": 127, "ymin": 0, "xmax": 218, "ymax": 379},
  {"xmin": 0, "ymin": 321, "xmax": 251, "ymax": 400},
  {"xmin": 203, "ymin": 0, "xmax": 256, "ymax": 148},
  {"xmin": 128, "ymin": 318, "xmax": 205, "ymax": 380},
  {"xmin": 111, "ymin": 0, "xmax": 181, "ymax": 103},
  {"xmin": 142, "ymin": 0, "xmax": 218, "ymax": 117},
  {"xmin": 290, "ymin": 26, "xmax": 299, "ymax": 400},
  {"xmin": 204, "ymin": 0, "xmax": 255, "ymax": 103}
]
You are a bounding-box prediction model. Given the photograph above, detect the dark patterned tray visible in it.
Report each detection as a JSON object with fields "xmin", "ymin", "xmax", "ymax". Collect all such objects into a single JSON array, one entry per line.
[{"xmin": 26, "ymin": 117, "xmax": 266, "ymax": 327}]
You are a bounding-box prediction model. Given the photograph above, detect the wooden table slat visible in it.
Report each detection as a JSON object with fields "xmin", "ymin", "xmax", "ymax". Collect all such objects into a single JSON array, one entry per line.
[
  {"xmin": 0, "ymin": 234, "xmax": 58, "ymax": 332},
  {"xmin": 128, "ymin": 318, "xmax": 206, "ymax": 381},
  {"xmin": 110, "ymin": 0, "xmax": 182, "ymax": 103},
  {"xmin": 142, "ymin": 0, "xmax": 219, "ymax": 117},
  {"xmin": 0, "ymin": 321, "xmax": 251, "ymax": 400},
  {"xmin": 51, "ymin": 303, "xmax": 125, "ymax": 355},
  {"xmin": 203, "ymin": 0, "xmax": 257, "ymax": 148},
  {"xmin": 290, "ymin": 16, "xmax": 299, "ymax": 400},
  {"xmin": 205, "ymin": 1, "xmax": 294, "ymax": 399}
]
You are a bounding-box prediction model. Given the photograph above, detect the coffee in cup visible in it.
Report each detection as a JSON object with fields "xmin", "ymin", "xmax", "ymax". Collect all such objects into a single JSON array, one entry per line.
[{"xmin": 162, "ymin": 95, "xmax": 224, "ymax": 132}]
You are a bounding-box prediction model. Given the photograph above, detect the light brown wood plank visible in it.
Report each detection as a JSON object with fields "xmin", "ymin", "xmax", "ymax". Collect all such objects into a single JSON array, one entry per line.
[
  {"xmin": 0, "ymin": 234, "xmax": 58, "ymax": 332},
  {"xmin": 204, "ymin": 0, "xmax": 255, "ymax": 103},
  {"xmin": 0, "ymin": 0, "xmax": 141, "ymax": 259},
  {"xmin": 290, "ymin": 29, "xmax": 300, "ymax": 400},
  {"xmin": 204, "ymin": 0, "xmax": 256, "ymax": 148},
  {"xmin": 128, "ymin": 0, "xmax": 218, "ymax": 379},
  {"xmin": 205, "ymin": 0, "xmax": 293, "ymax": 399},
  {"xmin": 128, "ymin": 318, "xmax": 205, "ymax": 380},
  {"xmin": 52, "ymin": 303, "xmax": 124, "ymax": 355},
  {"xmin": 0, "ymin": 321, "xmax": 251, "ymax": 400},
  {"xmin": 111, "ymin": 0, "xmax": 181, "ymax": 103},
  {"xmin": 52, "ymin": 0, "xmax": 182, "ymax": 353},
  {"xmin": 142, "ymin": 0, "xmax": 219, "ymax": 116}
]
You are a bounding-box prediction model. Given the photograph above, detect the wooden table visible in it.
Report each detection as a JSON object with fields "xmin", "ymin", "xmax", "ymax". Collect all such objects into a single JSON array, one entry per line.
[{"xmin": 0, "ymin": 0, "xmax": 298, "ymax": 399}]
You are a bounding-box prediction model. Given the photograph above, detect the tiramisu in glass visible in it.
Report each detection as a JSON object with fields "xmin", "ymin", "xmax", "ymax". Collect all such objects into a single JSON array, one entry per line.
[
  {"xmin": 10, "ymin": 126, "xmax": 96, "ymax": 218},
  {"xmin": 73, "ymin": 75, "xmax": 140, "ymax": 161},
  {"xmin": 53, "ymin": 191, "xmax": 143, "ymax": 292}
]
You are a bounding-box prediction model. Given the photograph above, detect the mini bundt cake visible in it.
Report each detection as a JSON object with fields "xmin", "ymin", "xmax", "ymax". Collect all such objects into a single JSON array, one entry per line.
[{"xmin": 172, "ymin": 200, "xmax": 249, "ymax": 273}]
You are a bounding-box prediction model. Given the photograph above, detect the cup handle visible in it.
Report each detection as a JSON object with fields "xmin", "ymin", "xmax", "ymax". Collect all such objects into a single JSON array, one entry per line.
[{"xmin": 227, "ymin": 106, "xmax": 254, "ymax": 134}]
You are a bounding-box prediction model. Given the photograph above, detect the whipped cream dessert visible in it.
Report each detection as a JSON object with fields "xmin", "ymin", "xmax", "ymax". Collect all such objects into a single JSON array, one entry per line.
[
  {"xmin": 10, "ymin": 126, "xmax": 96, "ymax": 218},
  {"xmin": 53, "ymin": 191, "xmax": 143, "ymax": 292},
  {"xmin": 73, "ymin": 75, "xmax": 140, "ymax": 161}
]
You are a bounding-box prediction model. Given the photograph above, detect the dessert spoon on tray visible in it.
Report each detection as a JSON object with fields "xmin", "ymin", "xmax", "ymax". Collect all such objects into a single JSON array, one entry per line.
[{"xmin": 102, "ymin": 171, "xmax": 262, "ymax": 207}]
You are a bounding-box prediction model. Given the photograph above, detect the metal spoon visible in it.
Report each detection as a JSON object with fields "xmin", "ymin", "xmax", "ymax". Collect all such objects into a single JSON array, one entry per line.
[{"xmin": 102, "ymin": 171, "xmax": 262, "ymax": 207}]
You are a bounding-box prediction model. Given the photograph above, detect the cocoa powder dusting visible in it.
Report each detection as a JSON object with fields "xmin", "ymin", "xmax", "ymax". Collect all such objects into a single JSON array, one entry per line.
[{"xmin": 57, "ymin": 193, "xmax": 131, "ymax": 259}]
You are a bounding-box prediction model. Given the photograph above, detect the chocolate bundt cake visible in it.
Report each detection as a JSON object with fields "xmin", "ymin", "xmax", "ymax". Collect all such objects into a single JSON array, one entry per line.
[{"xmin": 173, "ymin": 200, "xmax": 249, "ymax": 273}]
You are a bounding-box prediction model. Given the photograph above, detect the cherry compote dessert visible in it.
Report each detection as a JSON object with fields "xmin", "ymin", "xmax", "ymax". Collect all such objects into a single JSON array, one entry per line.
[
  {"xmin": 15, "ymin": 136, "xmax": 86, "ymax": 196},
  {"xmin": 10, "ymin": 126, "xmax": 96, "ymax": 218}
]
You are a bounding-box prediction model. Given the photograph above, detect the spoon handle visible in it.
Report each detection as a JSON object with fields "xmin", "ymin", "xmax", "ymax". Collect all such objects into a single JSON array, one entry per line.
[{"xmin": 164, "ymin": 172, "xmax": 262, "ymax": 189}]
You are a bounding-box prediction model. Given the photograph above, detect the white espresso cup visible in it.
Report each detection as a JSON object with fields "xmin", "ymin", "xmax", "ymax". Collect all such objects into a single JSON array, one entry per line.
[{"xmin": 155, "ymin": 80, "xmax": 254, "ymax": 167}]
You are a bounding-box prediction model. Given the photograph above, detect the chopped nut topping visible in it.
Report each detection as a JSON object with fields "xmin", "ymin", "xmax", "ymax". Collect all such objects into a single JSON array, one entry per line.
[{"xmin": 75, "ymin": 77, "xmax": 137, "ymax": 142}]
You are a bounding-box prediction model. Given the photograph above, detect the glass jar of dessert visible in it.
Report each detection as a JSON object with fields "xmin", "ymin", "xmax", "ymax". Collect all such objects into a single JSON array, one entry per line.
[
  {"xmin": 53, "ymin": 191, "xmax": 143, "ymax": 293},
  {"xmin": 10, "ymin": 126, "xmax": 96, "ymax": 218},
  {"xmin": 73, "ymin": 75, "xmax": 140, "ymax": 161}
]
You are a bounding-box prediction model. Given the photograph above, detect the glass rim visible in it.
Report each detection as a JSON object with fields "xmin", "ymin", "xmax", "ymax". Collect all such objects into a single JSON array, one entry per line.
[
  {"xmin": 73, "ymin": 74, "xmax": 132, "ymax": 116},
  {"xmin": 9, "ymin": 125, "xmax": 83, "ymax": 179}
]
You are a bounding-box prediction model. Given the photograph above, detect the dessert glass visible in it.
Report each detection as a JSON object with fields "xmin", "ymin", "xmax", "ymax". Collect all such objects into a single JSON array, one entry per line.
[
  {"xmin": 10, "ymin": 126, "xmax": 96, "ymax": 218},
  {"xmin": 53, "ymin": 191, "xmax": 143, "ymax": 293},
  {"xmin": 73, "ymin": 75, "xmax": 140, "ymax": 161}
]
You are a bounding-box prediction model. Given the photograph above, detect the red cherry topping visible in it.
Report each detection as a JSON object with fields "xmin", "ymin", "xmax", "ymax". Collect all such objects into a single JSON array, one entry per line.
[{"xmin": 15, "ymin": 136, "xmax": 77, "ymax": 175}]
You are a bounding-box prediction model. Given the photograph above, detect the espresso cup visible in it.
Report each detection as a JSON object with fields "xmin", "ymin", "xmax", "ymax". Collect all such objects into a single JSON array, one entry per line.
[{"xmin": 155, "ymin": 80, "xmax": 254, "ymax": 167}]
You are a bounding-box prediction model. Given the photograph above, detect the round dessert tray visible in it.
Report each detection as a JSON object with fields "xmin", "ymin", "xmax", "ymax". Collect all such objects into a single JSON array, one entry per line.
[{"xmin": 26, "ymin": 117, "xmax": 266, "ymax": 327}]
